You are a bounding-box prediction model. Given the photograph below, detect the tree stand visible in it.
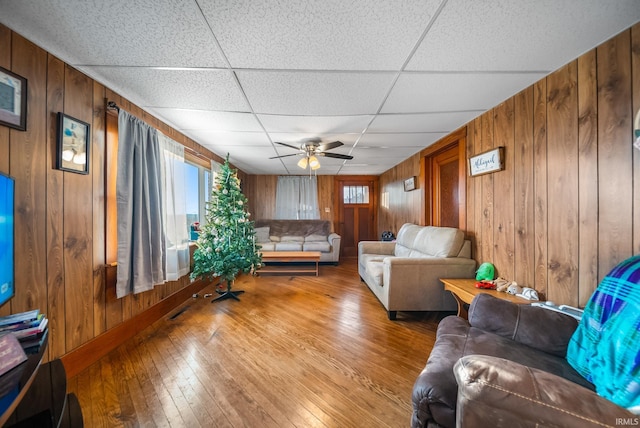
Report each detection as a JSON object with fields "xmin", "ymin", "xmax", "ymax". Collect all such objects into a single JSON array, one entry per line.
[{"xmin": 212, "ymin": 280, "xmax": 245, "ymax": 302}]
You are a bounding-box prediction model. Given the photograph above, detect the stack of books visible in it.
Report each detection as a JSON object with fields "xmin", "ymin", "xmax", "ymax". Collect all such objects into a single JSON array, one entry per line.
[{"xmin": 0, "ymin": 310, "xmax": 48, "ymax": 354}]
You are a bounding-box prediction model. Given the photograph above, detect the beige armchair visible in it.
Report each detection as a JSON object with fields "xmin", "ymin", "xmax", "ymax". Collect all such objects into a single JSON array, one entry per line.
[{"xmin": 358, "ymin": 223, "xmax": 476, "ymax": 319}]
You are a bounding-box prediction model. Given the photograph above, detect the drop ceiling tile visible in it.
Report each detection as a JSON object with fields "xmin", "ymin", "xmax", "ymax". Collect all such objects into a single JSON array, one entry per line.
[
  {"xmin": 258, "ymin": 115, "xmax": 373, "ymax": 134},
  {"xmin": 369, "ymin": 112, "xmax": 481, "ymax": 133},
  {"xmin": 381, "ymin": 73, "xmax": 546, "ymax": 113},
  {"xmin": 185, "ymin": 130, "xmax": 271, "ymax": 148},
  {"xmin": 149, "ymin": 109, "xmax": 263, "ymax": 132},
  {"xmin": 0, "ymin": 0, "xmax": 226, "ymax": 67},
  {"xmin": 84, "ymin": 67, "xmax": 249, "ymax": 111},
  {"xmin": 408, "ymin": 0, "xmax": 640, "ymax": 72},
  {"xmin": 353, "ymin": 147, "xmax": 422, "ymax": 161},
  {"xmin": 237, "ymin": 71, "xmax": 396, "ymax": 115},
  {"xmin": 357, "ymin": 132, "xmax": 446, "ymax": 148},
  {"xmin": 199, "ymin": 0, "xmax": 441, "ymax": 70}
]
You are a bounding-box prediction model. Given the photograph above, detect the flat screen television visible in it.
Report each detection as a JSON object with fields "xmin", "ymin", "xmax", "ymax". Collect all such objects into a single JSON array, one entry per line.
[{"xmin": 0, "ymin": 172, "xmax": 14, "ymax": 308}]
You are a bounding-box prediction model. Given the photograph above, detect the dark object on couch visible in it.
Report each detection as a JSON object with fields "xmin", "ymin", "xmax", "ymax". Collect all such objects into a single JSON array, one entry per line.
[{"xmin": 411, "ymin": 293, "xmax": 637, "ymax": 428}]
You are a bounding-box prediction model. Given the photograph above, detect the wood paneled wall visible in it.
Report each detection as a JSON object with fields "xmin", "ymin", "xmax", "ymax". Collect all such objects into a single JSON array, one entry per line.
[
  {"xmin": 378, "ymin": 154, "xmax": 423, "ymax": 236},
  {"xmin": 245, "ymin": 175, "xmax": 336, "ymax": 230},
  {"xmin": 379, "ymin": 24, "xmax": 640, "ymax": 307},
  {"xmin": 0, "ymin": 25, "xmax": 233, "ymax": 362}
]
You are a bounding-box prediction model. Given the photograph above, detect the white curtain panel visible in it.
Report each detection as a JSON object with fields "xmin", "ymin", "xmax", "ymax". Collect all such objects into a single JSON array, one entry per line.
[
  {"xmin": 158, "ymin": 133, "xmax": 190, "ymax": 282},
  {"xmin": 275, "ymin": 176, "xmax": 320, "ymax": 220},
  {"xmin": 116, "ymin": 110, "xmax": 164, "ymax": 298}
]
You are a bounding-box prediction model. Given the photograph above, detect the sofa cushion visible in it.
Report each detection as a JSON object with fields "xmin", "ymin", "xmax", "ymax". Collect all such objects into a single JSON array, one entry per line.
[
  {"xmin": 305, "ymin": 234, "xmax": 328, "ymax": 242},
  {"xmin": 255, "ymin": 226, "xmax": 270, "ymax": 243},
  {"xmin": 275, "ymin": 242, "xmax": 303, "ymax": 251},
  {"xmin": 280, "ymin": 235, "xmax": 304, "ymax": 242},
  {"xmin": 303, "ymin": 241, "xmax": 330, "ymax": 252},
  {"xmin": 394, "ymin": 224, "xmax": 423, "ymax": 257},
  {"xmin": 270, "ymin": 235, "xmax": 281, "ymax": 242},
  {"xmin": 259, "ymin": 242, "xmax": 276, "ymax": 251},
  {"xmin": 411, "ymin": 226, "xmax": 464, "ymax": 257}
]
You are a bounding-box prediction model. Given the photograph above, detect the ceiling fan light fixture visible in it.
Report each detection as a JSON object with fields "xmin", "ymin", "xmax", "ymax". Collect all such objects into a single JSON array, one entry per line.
[
  {"xmin": 297, "ymin": 157, "xmax": 308, "ymax": 169},
  {"xmin": 309, "ymin": 155, "xmax": 321, "ymax": 170}
]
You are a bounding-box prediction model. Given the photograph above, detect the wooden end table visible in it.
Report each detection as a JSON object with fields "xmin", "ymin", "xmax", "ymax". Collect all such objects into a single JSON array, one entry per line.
[
  {"xmin": 440, "ymin": 278, "xmax": 531, "ymax": 319},
  {"xmin": 260, "ymin": 251, "xmax": 321, "ymax": 276}
]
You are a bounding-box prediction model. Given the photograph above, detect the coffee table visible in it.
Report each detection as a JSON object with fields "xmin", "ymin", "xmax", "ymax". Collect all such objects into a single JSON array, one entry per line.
[
  {"xmin": 260, "ymin": 251, "xmax": 321, "ymax": 276},
  {"xmin": 440, "ymin": 278, "xmax": 531, "ymax": 319}
]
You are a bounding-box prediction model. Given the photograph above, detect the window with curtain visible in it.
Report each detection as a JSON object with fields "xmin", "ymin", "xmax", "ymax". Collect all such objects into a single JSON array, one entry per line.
[
  {"xmin": 115, "ymin": 109, "xmax": 194, "ymax": 297},
  {"xmin": 158, "ymin": 133, "xmax": 191, "ymax": 282},
  {"xmin": 275, "ymin": 176, "xmax": 320, "ymax": 219}
]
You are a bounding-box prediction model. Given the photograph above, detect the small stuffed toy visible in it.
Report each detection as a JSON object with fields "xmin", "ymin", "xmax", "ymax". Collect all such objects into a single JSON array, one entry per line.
[
  {"xmin": 493, "ymin": 277, "xmax": 511, "ymax": 292},
  {"xmin": 506, "ymin": 282, "xmax": 522, "ymax": 295}
]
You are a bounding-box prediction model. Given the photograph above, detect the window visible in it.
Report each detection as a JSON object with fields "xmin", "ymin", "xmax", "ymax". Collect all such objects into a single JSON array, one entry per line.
[
  {"xmin": 184, "ymin": 160, "xmax": 213, "ymax": 234},
  {"xmin": 343, "ymin": 185, "xmax": 369, "ymax": 204},
  {"xmin": 275, "ymin": 176, "xmax": 320, "ymax": 219}
]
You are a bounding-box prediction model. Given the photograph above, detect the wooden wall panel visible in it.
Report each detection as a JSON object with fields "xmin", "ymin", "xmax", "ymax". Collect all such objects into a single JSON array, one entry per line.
[
  {"xmin": 546, "ymin": 62, "xmax": 579, "ymax": 305},
  {"xmin": 471, "ymin": 117, "xmax": 483, "ymax": 261},
  {"xmin": 514, "ymin": 87, "xmax": 535, "ymax": 288},
  {"xmin": 464, "ymin": 119, "xmax": 476, "ymax": 256},
  {"xmin": 492, "ymin": 99, "xmax": 515, "ymax": 280},
  {"xmin": 533, "ymin": 79, "xmax": 549, "ymax": 297},
  {"xmin": 63, "ymin": 65, "xmax": 95, "ymax": 349},
  {"xmin": 377, "ymin": 154, "xmax": 421, "ymax": 236},
  {"xmin": 597, "ymin": 30, "xmax": 633, "ymax": 280},
  {"xmin": 633, "ymin": 25, "xmax": 640, "ymax": 255},
  {"xmin": 577, "ymin": 50, "xmax": 599, "ymax": 306},
  {"xmin": 46, "ymin": 55, "xmax": 65, "ymax": 359},
  {"xmin": 0, "ymin": 25, "xmax": 9, "ymax": 175},
  {"xmin": 92, "ymin": 82, "xmax": 106, "ymax": 336},
  {"xmin": 480, "ymin": 113, "xmax": 495, "ymax": 265},
  {"xmin": 11, "ymin": 34, "xmax": 48, "ymax": 317}
]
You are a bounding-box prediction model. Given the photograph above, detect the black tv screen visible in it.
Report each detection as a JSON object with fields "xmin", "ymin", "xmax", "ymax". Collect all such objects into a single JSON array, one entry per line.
[{"xmin": 0, "ymin": 172, "xmax": 14, "ymax": 308}]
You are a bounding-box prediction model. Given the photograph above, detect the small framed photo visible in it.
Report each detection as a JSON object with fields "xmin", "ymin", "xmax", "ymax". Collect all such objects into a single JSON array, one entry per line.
[
  {"xmin": 469, "ymin": 147, "xmax": 505, "ymax": 177},
  {"xmin": 56, "ymin": 112, "xmax": 90, "ymax": 174},
  {"xmin": 404, "ymin": 176, "xmax": 417, "ymax": 192},
  {"xmin": 0, "ymin": 66, "xmax": 27, "ymax": 131}
]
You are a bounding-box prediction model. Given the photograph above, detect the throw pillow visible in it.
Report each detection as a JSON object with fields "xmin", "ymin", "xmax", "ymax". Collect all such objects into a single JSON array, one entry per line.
[{"xmin": 254, "ymin": 226, "xmax": 270, "ymax": 243}]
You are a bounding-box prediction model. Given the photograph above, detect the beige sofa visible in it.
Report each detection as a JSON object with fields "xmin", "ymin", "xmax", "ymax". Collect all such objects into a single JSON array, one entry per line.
[
  {"xmin": 358, "ymin": 223, "xmax": 476, "ymax": 319},
  {"xmin": 254, "ymin": 219, "xmax": 341, "ymax": 263}
]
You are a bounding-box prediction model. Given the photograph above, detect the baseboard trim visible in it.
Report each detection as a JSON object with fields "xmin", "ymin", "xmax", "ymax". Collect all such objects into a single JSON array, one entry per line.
[{"xmin": 60, "ymin": 278, "xmax": 210, "ymax": 379}]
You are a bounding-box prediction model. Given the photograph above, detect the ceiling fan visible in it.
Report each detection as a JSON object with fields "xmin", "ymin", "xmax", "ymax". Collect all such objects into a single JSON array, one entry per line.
[{"xmin": 269, "ymin": 138, "xmax": 354, "ymax": 170}]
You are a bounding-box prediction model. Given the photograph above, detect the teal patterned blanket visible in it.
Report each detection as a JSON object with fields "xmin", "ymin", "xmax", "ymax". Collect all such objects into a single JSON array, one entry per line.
[{"xmin": 567, "ymin": 254, "xmax": 640, "ymax": 413}]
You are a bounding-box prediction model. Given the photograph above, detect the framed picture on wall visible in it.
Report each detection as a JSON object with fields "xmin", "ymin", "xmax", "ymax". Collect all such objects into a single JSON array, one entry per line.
[
  {"xmin": 0, "ymin": 66, "xmax": 27, "ymax": 131},
  {"xmin": 468, "ymin": 147, "xmax": 505, "ymax": 177},
  {"xmin": 404, "ymin": 176, "xmax": 417, "ymax": 192},
  {"xmin": 56, "ymin": 112, "xmax": 90, "ymax": 174}
]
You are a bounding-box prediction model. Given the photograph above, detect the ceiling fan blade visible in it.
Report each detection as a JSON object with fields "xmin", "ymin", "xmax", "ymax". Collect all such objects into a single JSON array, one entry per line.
[
  {"xmin": 274, "ymin": 141, "xmax": 301, "ymax": 151},
  {"xmin": 319, "ymin": 152, "xmax": 353, "ymax": 160},
  {"xmin": 268, "ymin": 153, "xmax": 300, "ymax": 159},
  {"xmin": 316, "ymin": 141, "xmax": 343, "ymax": 152}
]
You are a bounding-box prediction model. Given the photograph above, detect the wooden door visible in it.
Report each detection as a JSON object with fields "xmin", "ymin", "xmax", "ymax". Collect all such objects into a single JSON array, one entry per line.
[
  {"xmin": 335, "ymin": 178, "xmax": 377, "ymax": 258},
  {"xmin": 426, "ymin": 142, "xmax": 466, "ymax": 228}
]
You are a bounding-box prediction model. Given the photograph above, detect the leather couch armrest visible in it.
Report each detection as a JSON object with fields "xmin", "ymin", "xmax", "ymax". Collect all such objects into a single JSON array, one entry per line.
[
  {"xmin": 454, "ymin": 355, "xmax": 636, "ymax": 428},
  {"xmin": 468, "ymin": 294, "xmax": 578, "ymax": 357}
]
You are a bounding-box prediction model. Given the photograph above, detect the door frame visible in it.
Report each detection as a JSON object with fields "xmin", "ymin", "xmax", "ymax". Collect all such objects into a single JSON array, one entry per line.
[
  {"xmin": 333, "ymin": 176, "xmax": 379, "ymax": 254},
  {"xmin": 420, "ymin": 127, "xmax": 467, "ymax": 228}
]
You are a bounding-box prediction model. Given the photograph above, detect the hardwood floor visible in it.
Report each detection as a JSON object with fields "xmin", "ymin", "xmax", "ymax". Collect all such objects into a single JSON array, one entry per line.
[{"xmin": 67, "ymin": 258, "xmax": 452, "ymax": 427}]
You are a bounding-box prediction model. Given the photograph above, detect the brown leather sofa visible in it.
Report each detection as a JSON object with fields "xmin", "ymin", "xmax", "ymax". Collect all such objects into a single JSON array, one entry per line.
[{"xmin": 411, "ymin": 294, "xmax": 637, "ymax": 428}]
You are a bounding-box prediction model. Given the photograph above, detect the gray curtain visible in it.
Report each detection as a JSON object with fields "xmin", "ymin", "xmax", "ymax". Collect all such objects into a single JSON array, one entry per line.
[{"xmin": 116, "ymin": 110, "xmax": 165, "ymax": 298}]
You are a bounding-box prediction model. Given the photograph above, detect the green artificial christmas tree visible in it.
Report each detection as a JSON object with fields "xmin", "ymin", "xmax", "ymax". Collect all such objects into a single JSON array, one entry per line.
[{"xmin": 191, "ymin": 155, "xmax": 261, "ymax": 302}]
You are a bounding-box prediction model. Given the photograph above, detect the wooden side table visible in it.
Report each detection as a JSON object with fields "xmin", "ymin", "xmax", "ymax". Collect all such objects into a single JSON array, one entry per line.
[{"xmin": 440, "ymin": 278, "xmax": 531, "ymax": 319}]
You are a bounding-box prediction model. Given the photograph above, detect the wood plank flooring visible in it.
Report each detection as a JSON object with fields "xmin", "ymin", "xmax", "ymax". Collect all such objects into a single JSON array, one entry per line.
[{"xmin": 67, "ymin": 258, "xmax": 451, "ymax": 427}]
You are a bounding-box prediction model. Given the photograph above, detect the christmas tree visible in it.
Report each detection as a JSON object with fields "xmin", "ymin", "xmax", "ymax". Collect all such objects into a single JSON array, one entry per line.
[{"xmin": 190, "ymin": 155, "xmax": 261, "ymax": 302}]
